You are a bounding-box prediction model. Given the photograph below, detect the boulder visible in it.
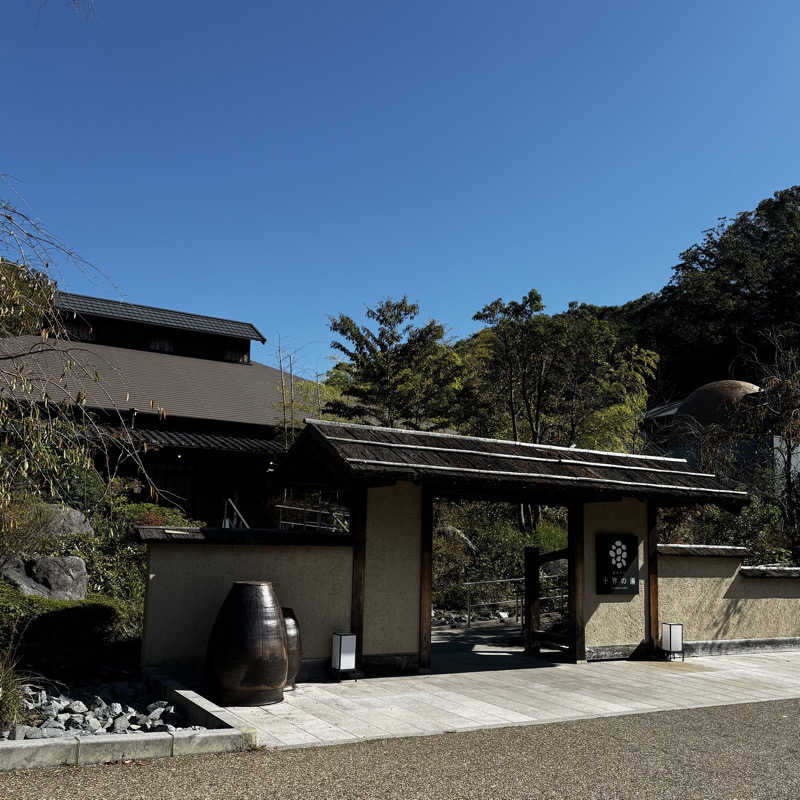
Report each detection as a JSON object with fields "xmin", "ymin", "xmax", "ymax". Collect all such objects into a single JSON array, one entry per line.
[
  {"xmin": 111, "ymin": 715, "xmax": 130, "ymax": 733},
  {"xmin": 0, "ymin": 555, "xmax": 87, "ymax": 600},
  {"xmin": 45, "ymin": 504, "xmax": 93, "ymax": 539}
]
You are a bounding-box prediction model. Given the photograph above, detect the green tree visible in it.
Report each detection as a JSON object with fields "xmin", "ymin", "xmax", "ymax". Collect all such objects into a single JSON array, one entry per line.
[
  {"xmin": 466, "ymin": 292, "xmax": 657, "ymax": 452},
  {"xmin": 595, "ymin": 186, "xmax": 800, "ymax": 401},
  {"xmin": 325, "ymin": 296, "xmax": 462, "ymax": 429}
]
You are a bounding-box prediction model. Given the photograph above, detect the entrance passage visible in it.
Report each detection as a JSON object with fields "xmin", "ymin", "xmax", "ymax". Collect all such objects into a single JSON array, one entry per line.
[
  {"xmin": 431, "ymin": 619, "xmax": 564, "ymax": 675},
  {"xmin": 524, "ymin": 545, "xmax": 572, "ymax": 657}
]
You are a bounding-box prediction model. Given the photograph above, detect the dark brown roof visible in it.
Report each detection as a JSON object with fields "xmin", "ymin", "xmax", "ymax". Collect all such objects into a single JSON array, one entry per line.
[
  {"xmin": 277, "ymin": 419, "xmax": 748, "ymax": 508},
  {"xmin": 56, "ymin": 292, "xmax": 266, "ymax": 343},
  {"xmin": 0, "ymin": 336, "xmax": 286, "ymax": 427},
  {"xmin": 98, "ymin": 425, "xmax": 284, "ymax": 455}
]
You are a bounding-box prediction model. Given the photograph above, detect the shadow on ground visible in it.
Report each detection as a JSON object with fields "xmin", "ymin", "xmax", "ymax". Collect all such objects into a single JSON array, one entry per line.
[{"xmin": 430, "ymin": 620, "xmax": 562, "ymax": 674}]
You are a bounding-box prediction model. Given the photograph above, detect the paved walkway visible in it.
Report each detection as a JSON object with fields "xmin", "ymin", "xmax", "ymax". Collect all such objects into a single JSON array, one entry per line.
[
  {"xmin": 226, "ymin": 627, "xmax": 800, "ymax": 748},
  {"xmin": 5, "ymin": 700, "xmax": 800, "ymax": 799}
]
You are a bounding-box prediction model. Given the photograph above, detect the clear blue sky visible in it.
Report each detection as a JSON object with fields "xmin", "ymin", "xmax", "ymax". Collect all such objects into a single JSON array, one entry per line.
[{"xmin": 3, "ymin": 1, "xmax": 800, "ymax": 377}]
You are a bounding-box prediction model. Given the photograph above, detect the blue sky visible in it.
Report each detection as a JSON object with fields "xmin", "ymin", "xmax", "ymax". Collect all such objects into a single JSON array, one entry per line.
[{"xmin": 3, "ymin": 1, "xmax": 800, "ymax": 377}]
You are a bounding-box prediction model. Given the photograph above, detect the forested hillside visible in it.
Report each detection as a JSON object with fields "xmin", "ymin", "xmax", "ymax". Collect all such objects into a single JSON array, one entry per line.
[
  {"xmin": 593, "ymin": 186, "xmax": 800, "ymax": 404},
  {"xmin": 326, "ymin": 186, "xmax": 800, "ymax": 585}
]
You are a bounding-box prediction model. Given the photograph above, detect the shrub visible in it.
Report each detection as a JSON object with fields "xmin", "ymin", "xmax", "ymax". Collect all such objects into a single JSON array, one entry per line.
[
  {"xmin": 54, "ymin": 501, "xmax": 203, "ymax": 640},
  {"xmin": 0, "ymin": 583, "xmax": 126, "ymax": 648},
  {"xmin": 0, "ymin": 499, "xmax": 58, "ymax": 568},
  {"xmin": 0, "ymin": 582, "xmax": 129, "ymax": 679},
  {"xmin": 0, "ymin": 649, "xmax": 27, "ymax": 731}
]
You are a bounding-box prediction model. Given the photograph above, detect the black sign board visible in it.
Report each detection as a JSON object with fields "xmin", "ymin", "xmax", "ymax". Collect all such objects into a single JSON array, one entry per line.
[{"xmin": 596, "ymin": 533, "xmax": 639, "ymax": 595}]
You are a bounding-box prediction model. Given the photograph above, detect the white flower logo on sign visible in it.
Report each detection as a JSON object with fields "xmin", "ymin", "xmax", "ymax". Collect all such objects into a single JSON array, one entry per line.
[{"xmin": 609, "ymin": 540, "xmax": 627, "ymax": 569}]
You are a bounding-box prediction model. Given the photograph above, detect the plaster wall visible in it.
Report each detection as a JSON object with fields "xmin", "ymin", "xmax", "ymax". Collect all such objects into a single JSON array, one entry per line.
[
  {"xmin": 659, "ymin": 556, "xmax": 800, "ymax": 641},
  {"xmin": 584, "ymin": 498, "xmax": 648, "ymax": 649},
  {"xmin": 363, "ymin": 482, "xmax": 421, "ymax": 656},
  {"xmin": 142, "ymin": 543, "xmax": 352, "ymax": 668}
]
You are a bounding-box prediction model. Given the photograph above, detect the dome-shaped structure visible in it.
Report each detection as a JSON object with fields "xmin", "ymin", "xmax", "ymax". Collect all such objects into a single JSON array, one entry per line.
[{"xmin": 676, "ymin": 380, "xmax": 760, "ymax": 427}]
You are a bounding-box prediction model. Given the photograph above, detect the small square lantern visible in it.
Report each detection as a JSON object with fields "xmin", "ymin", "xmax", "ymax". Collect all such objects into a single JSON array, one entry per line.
[
  {"xmin": 661, "ymin": 622, "xmax": 684, "ymax": 661},
  {"xmin": 331, "ymin": 632, "xmax": 357, "ymax": 680}
]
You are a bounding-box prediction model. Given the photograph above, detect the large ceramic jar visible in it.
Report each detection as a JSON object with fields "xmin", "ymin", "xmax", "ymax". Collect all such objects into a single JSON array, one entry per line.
[
  {"xmin": 206, "ymin": 581, "xmax": 288, "ymax": 705},
  {"xmin": 282, "ymin": 607, "xmax": 302, "ymax": 690}
]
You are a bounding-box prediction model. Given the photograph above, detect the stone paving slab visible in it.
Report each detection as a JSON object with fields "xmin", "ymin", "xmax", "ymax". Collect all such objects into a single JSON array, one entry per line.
[{"xmin": 231, "ymin": 650, "xmax": 800, "ymax": 748}]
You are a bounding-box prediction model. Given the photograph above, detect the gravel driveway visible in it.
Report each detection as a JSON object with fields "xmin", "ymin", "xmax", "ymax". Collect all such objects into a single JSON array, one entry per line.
[{"xmin": 2, "ymin": 699, "xmax": 799, "ymax": 799}]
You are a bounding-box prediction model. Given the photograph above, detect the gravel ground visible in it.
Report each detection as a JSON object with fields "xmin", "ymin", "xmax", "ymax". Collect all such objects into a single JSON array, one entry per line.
[{"xmin": 2, "ymin": 699, "xmax": 800, "ymax": 799}]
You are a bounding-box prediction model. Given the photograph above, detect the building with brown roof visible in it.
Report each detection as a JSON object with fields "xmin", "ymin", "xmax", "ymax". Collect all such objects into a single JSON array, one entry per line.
[{"xmin": 0, "ymin": 293, "xmax": 290, "ymax": 524}]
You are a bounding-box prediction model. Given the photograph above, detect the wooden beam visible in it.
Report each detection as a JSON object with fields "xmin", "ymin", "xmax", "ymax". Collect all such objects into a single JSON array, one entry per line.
[
  {"xmin": 350, "ymin": 485, "xmax": 368, "ymax": 668},
  {"xmin": 646, "ymin": 502, "xmax": 659, "ymax": 652},
  {"xmin": 523, "ymin": 546, "xmax": 540, "ymax": 655},
  {"xmin": 567, "ymin": 503, "xmax": 586, "ymax": 662},
  {"xmin": 419, "ymin": 487, "xmax": 433, "ymax": 671}
]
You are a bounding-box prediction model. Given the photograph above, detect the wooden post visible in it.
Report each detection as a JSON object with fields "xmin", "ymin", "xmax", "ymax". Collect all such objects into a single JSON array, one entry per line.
[
  {"xmin": 646, "ymin": 502, "xmax": 659, "ymax": 654},
  {"xmin": 419, "ymin": 487, "xmax": 433, "ymax": 672},
  {"xmin": 350, "ymin": 485, "xmax": 367, "ymax": 669},
  {"xmin": 524, "ymin": 546, "xmax": 540, "ymax": 655},
  {"xmin": 567, "ymin": 503, "xmax": 586, "ymax": 662}
]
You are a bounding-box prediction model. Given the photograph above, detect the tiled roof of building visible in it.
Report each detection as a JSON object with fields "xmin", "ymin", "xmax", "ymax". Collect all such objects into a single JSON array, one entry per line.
[
  {"xmin": 56, "ymin": 292, "xmax": 266, "ymax": 343},
  {"xmin": 277, "ymin": 419, "xmax": 748, "ymax": 508},
  {"xmin": 98, "ymin": 425, "xmax": 285, "ymax": 455},
  {"xmin": 0, "ymin": 336, "xmax": 286, "ymax": 427}
]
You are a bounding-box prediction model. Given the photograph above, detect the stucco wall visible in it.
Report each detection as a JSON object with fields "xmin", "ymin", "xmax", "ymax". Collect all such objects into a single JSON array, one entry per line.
[
  {"xmin": 363, "ymin": 482, "xmax": 421, "ymax": 656},
  {"xmin": 142, "ymin": 543, "xmax": 352, "ymax": 668},
  {"xmin": 659, "ymin": 556, "xmax": 800, "ymax": 642},
  {"xmin": 584, "ymin": 498, "xmax": 648, "ymax": 649}
]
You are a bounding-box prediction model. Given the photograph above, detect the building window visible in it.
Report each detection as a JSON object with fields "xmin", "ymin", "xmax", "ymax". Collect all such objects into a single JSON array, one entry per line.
[
  {"xmin": 149, "ymin": 337, "xmax": 174, "ymax": 354},
  {"xmin": 67, "ymin": 322, "xmax": 95, "ymax": 341}
]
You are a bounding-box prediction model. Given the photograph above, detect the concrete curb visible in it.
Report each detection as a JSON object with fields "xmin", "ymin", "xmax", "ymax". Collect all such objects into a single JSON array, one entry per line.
[
  {"xmin": 0, "ymin": 727, "xmax": 247, "ymax": 771},
  {"xmin": 145, "ymin": 667, "xmax": 259, "ymax": 747},
  {"xmin": 0, "ymin": 738, "xmax": 78, "ymax": 771},
  {"xmin": 0, "ymin": 671, "xmax": 251, "ymax": 772}
]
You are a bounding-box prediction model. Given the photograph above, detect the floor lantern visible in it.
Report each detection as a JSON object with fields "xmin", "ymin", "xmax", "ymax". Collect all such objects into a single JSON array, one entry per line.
[
  {"xmin": 661, "ymin": 622, "xmax": 684, "ymax": 661},
  {"xmin": 332, "ymin": 632, "xmax": 357, "ymax": 681}
]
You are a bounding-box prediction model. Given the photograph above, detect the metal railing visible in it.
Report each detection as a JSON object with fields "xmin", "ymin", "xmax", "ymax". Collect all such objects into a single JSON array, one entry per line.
[
  {"xmin": 222, "ymin": 498, "xmax": 249, "ymax": 529},
  {"xmin": 461, "ymin": 577, "xmax": 524, "ymax": 629},
  {"xmin": 275, "ymin": 504, "xmax": 350, "ymax": 533}
]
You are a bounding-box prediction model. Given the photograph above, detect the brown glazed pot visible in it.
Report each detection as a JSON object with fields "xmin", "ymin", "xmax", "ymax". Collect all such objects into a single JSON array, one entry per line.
[
  {"xmin": 206, "ymin": 581, "xmax": 288, "ymax": 705},
  {"xmin": 282, "ymin": 607, "xmax": 302, "ymax": 690}
]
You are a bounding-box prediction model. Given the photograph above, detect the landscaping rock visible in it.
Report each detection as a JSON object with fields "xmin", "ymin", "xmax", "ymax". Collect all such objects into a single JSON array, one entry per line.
[
  {"xmin": 10, "ymin": 726, "xmax": 28, "ymax": 741},
  {"xmin": 111, "ymin": 715, "xmax": 130, "ymax": 733},
  {"xmin": 0, "ymin": 554, "xmax": 88, "ymax": 600},
  {"xmin": 12, "ymin": 683, "xmax": 195, "ymax": 740},
  {"xmin": 39, "ymin": 728, "xmax": 67, "ymax": 738},
  {"xmin": 45, "ymin": 503, "xmax": 94, "ymax": 539}
]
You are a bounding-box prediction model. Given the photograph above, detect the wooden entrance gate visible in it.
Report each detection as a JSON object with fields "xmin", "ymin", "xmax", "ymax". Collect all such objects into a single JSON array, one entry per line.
[{"xmin": 523, "ymin": 545, "xmax": 571, "ymax": 656}]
